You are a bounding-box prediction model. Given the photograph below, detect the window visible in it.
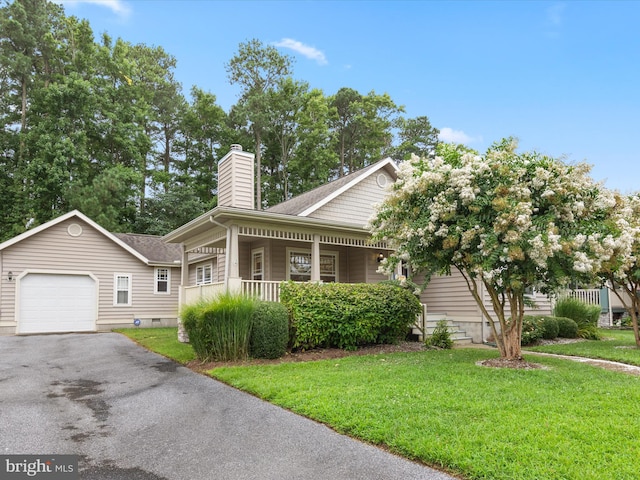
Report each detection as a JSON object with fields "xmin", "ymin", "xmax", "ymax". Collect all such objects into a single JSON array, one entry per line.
[
  {"xmin": 252, "ymin": 248, "xmax": 264, "ymax": 280},
  {"xmin": 287, "ymin": 249, "xmax": 338, "ymax": 282},
  {"xmin": 114, "ymin": 274, "xmax": 132, "ymax": 306},
  {"xmin": 196, "ymin": 264, "xmax": 212, "ymax": 285},
  {"xmin": 155, "ymin": 268, "xmax": 170, "ymax": 294}
]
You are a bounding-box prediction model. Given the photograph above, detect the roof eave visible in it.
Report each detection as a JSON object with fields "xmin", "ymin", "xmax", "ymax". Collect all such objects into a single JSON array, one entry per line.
[{"xmin": 298, "ymin": 158, "xmax": 397, "ymax": 217}]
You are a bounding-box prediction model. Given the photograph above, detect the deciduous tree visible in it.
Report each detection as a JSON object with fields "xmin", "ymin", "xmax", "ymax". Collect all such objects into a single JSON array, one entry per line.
[{"xmin": 370, "ymin": 139, "xmax": 615, "ymax": 360}]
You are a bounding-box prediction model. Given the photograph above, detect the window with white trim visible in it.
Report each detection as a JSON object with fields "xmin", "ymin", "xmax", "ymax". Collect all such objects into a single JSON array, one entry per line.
[
  {"xmin": 155, "ymin": 268, "xmax": 170, "ymax": 294},
  {"xmin": 114, "ymin": 274, "xmax": 132, "ymax": 306},
  {"xmin": 287, "ymin": 249, "xmax": 338, "ymax": 282},
  {"xmin": 196, "ymin": 264, "xmax": 212, "ymax": 285},
  {"xmin": 252, "ymin": 248, "xmax": 264, "ymax": 280}
]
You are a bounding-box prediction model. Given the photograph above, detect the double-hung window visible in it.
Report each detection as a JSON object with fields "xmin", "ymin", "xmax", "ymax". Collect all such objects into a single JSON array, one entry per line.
[
  {"xmin": 287, "ymin": 249, "xmax": 338, "ymax": 282},
  {"xmin": 155, "ymin": 268, "xmax": 170, "ymax": 294},
  {"xmin": 196, "ymin": 264, "xmax": 212, "ymax": 285},
  {"xmin": 114, "ymin": 274, "xmax": 132, "ymax": 306}
]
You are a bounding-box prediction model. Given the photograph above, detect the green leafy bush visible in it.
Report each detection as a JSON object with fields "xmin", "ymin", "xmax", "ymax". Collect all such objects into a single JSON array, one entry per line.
[
  {"xmin": 556, "ymin": 316, "xmax": 579, "ymax": 338},
  {"xmin": 250, "ymin": 302, "xmax": 289, "ymax": 359},
  {"xmin": 521, "ymin": 316, "xmax": 544, "ymax": 346},
  {"xmin": 181, "ymin": 293, "xmax": 255, "ymax": 361},
  {"xmin": 540, "ymin": 316, "xmax": 559, "ymax": 340},
  {"xmin": 280, "ymin": 281, "xmax": 422, "ymax": 350},
  {"xmin": 554, "ymin": 297, "xmax": 601, "ymax": 340},
  {"xmin": 425, "ymin": 319, "xmax": 453, "ymax": 349}
]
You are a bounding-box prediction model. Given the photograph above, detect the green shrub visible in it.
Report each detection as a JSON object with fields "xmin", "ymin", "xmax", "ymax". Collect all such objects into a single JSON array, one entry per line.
[
  {"xmin": 250, "ymin": 302, "xmax": 289, "ymax": 359},
  {"xmin": 181, "ymin": 293, "xmax": 255, "ymax": 361},
  {"xmin": 540, "ymin": 316, "xmax": 559, "ymax": 340},
  {"xmin": 556, "ymin": 316, "xmax": 579, "ymax": 338},
  {"xmin": 521, "ymin": 316, "xmax": 544, "ymax": 346},
  {"xmin": 554, "ymin": 297, "xmax": 601, "ymax": 339},
  {"xmin": 280, "ymin": 281, "xmax": 422, "ymax": 350},
  {"xmin": 425, "ymin": 319, "xmax": 453, "ymax": 349}
]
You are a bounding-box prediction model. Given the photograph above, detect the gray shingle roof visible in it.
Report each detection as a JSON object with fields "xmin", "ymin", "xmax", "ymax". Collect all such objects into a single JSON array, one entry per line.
[
  {"xmin": 113, "ymin": 233, "xmax": 182, "ymax": 264},
  {"xmin": 266, "ymin": 161, "xmax": 385, "ymax": 216}
]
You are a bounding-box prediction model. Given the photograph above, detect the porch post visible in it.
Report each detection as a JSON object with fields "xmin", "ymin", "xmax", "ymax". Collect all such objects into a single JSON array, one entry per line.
[
  {"xmin": 177, "ymin": 244, "xmax": 189, "ymax": 343},
  {"xmin": 228, "ymin": 224, "xmax": 242, "ymax": 294},
  {"xmin": 311, "ymin": 234, "xmax": 321, "ymax": 282}
]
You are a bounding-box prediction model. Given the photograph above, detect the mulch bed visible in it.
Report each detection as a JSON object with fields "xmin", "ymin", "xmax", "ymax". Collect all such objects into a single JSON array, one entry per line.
[{"xmin": 186, "ymin": 341, "xmax": 427, "ymax": 372}]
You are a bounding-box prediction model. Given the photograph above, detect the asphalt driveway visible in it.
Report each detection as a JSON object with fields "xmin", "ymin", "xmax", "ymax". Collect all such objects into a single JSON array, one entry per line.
[{"xmin": 0, "ymin": 333, "xmax": 456, "ymax": 480}]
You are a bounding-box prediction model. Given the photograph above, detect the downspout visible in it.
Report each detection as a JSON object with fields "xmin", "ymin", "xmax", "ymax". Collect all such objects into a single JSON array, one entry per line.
[{"xmin": 209, "ymin": 216, "xmax": 231, "ymax": 286}]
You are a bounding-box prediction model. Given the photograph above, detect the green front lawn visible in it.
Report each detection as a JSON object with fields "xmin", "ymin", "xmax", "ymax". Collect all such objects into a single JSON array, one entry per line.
[
  {"xmin": 525, "ymin": 329, "xmax": 640, "ymax": 365},
  {"xmin": 117, "ymin": 327, "xmax": 640, "ymax": 480},
  {"xmin": 114, "ymin": 327, "xmax": 196, "ymax": 364}
]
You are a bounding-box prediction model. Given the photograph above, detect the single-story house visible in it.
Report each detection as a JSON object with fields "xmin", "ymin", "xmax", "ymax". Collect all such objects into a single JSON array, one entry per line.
[
  {"xmin": 164, "ymin": 145, "xmax": 553, "ymax": 343},
  {"xmin": 0, "ymin": 210, "xmax": 181, "ymax": 335}
]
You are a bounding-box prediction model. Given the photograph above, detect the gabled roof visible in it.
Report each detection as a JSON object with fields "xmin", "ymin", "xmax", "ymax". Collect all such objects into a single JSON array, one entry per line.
[
  {"xmin": 266, "ymin": 157, "xmax": 398, "ymax": 217},
  {"xmin": 113, "ymin": 233, "xmax": 182, "ymax": 265},
  {"xmin": 164, "ymin": 157, "xmax": 399, "ymax": 245},
  {"xmin": 0, "ymin": 210, "xmax": 179, "ymax": 266}
]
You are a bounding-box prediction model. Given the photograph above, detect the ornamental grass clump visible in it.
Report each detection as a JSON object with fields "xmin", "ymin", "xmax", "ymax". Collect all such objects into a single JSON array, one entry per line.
[
  {"xmin": 181, "ymin": 293, "xmax": 255, "ymax": 361},
  {"xmin": 554, "ymin": 297, "xmax": 601, "ymax": 340}
]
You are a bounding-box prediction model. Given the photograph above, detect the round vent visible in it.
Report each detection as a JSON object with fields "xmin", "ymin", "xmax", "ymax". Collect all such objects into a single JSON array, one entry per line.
[
  {"xmin": 376, "ymin": 173, "xmax": 388, "ymax": 188},
  {"xmin": 67, "ymin": 223, "xmax": 83, "ymax": 237}
]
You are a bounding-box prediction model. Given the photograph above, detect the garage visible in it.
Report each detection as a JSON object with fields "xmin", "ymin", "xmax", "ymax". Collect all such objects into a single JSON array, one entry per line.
[{"xmin": 18, "ymin": 273, "xmax": 97, "ymax": 334}]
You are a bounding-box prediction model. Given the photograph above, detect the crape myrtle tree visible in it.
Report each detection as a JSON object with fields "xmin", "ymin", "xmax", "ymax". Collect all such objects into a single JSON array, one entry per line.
[
  {"xmin": 600, "ymin": 194, "xmax": 640, "ymax": 347},
  {"xmin": 370, "ymin": 139, "xmax": 616, "ymax": 360}
]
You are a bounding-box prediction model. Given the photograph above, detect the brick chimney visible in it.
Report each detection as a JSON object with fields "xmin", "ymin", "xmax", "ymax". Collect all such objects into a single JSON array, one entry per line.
[{"xmin": 217, "ymin": 144, "xmax": 255, "ymax": 209}]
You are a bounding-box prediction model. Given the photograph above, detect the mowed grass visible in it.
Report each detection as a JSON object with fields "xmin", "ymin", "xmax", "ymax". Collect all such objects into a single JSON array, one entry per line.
[
  {"xmin": 115, "ymin": 327, "xmax": 640, "ymax": 479},
  {"xmin": 526, "ymin": 329, "xmax": 640, "ymax": 365},
  {"xmin": 210, "ymin": 348, "xmax": 640, "ymax": 480},
  {"xmin": 115, "ymin": 327, "xmax": 196, "ymax": 364}
]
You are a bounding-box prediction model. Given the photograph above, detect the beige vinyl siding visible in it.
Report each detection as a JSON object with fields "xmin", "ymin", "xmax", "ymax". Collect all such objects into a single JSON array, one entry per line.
[
  {"xmin": 188, "ymin": 258, "xmax": 218, "ymax": 285},
  {"xmin": 419, "ymin": 270, "xmax": 481, "ymax": 318},
  {"xmin": 217, "ymin": 150, "xmax": 254, "ymax": 209},
  {"xmin": 365, "ymin": 250, "xmax": 388, "ymax": 284},
  {"xmin": 0, "ymin": 218, "xmax": 179, "ymax": 333},
  {"xmin": 348, "ymin": 249, "xmax": 367, "ymax": 283},
  {"xmin": 310, "ymin": 171, "xmax": 392, "ymax": 226}
]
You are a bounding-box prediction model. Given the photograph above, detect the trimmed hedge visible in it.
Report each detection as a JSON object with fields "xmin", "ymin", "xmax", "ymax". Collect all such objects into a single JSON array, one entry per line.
[
  {"xmin": 556, "ymin": 316, "xmax": 579, "ymax": 338},
  {"xmin": 250, "ymin": 302, "xmax": 289, "ymax": 359},
  {"xmin": 280, "ymin": 281, "xmax": 422, "ymax": 350},
  {"xmin": 540, "ymin": 316, "xmax": 559, "ymax": 340}
]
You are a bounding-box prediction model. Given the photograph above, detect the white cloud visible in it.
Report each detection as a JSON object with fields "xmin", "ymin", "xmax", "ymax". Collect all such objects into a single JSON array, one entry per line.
[
  {"xmin": 58, "ymin": 0, "xmax": 131, "ymax": 19},
  {"xmin": 438, "ymin": 127, "xmax": 482, "ymax": 144},
  {"xmin": 273, "ymin": 38, "xmax": 328, "ymax": 65}
]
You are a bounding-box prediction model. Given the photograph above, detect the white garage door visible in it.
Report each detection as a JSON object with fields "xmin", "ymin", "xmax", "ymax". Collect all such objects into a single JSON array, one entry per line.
[{"xmin": 18, "ymin": 273, "xmax": 97, "ymax": 334}]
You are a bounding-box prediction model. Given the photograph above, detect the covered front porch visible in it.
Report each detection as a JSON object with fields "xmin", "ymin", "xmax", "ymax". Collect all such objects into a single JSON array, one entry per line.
[{"xmin": 170, "ymin": 206, "xmax": 395, "ymax": 308}]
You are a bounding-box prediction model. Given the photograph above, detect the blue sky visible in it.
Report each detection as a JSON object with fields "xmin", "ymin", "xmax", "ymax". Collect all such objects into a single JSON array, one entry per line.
[{"xmin": 57, "ymin": 0, "xmax": 640, "ymax": 193}]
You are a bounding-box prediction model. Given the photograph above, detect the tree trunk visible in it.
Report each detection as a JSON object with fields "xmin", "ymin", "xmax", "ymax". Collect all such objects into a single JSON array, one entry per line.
[
  {"xmin": 500, "ymin": 322, "xmax": 523, "ymax": 360},
  {"xmin": 630, "ymin": 298, "xmax": 640, "ymax": 347},
  {"xmin": 254, "ymin": 128, "xmax": 262, "ymax": 209}
]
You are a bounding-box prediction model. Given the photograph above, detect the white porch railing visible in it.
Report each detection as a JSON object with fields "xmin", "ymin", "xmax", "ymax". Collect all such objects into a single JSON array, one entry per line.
[
  {"xmin": 182, "ymin": 280, "xmax": 284, "ymax": 305},
  {"xmin": 183, "ymin": 282, "xmax": 226, "ymax": 304},
  {"xmin": 558, "ymin": 289, "xmax": 601, "ymax": 306},
  {"xmin": 241, "ymin": 280, "xmax": 283, "ymax": 302}
]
